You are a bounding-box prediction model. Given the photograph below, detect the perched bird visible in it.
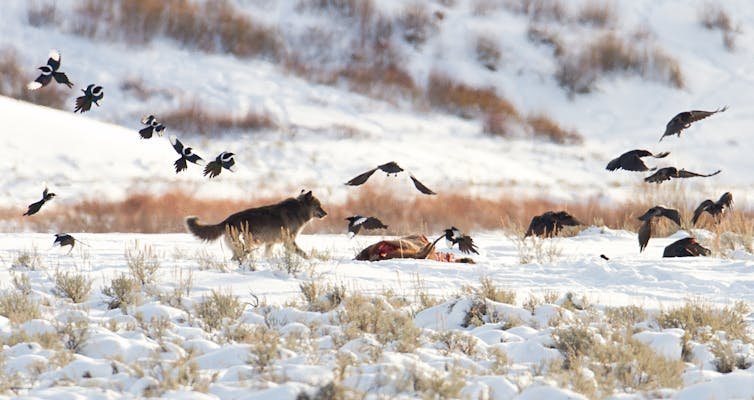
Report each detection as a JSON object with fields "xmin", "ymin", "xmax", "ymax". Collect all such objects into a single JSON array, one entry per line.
[
  {"xmin": 692, "ymin": 192, "xmax": 733, "ymax": 226},
  {"xmin": 524, "ymin": 211, "xmax": 581, "ymax": 237},
  {"xmin": 663, "ymin": 237, "xmax": 711, "ymax": 257},
  {"xmin": 637, "ymin": 206, "xmax": 681, "ymax": 252},
  {"xmin": 169, "ymin": 135, "xmax": 204, "ymax": 173},
  {"xmin": 74, "ymin": 84, "xmax": 103, "ymax": 113},
  {"xmin": 659, "ymin": 106, "xmax": 727, "ymax": 141},
  {"xmin": 203, "ymin": 151, "xmax": 236, "ymax": 178},
  {"xmin": 53, "ymin": 233, "xmax": 78, "ymax": 254},
  {"xmin": 139, "ymin": 115, "xmax": 166, "ymax": 139},
  {"xmin": 346, "ymin": 215, "xmax": 388, "ymax": 236},
  {"xmin": 606, "ymin": 150, "xmax": 670, "ymax": 172},
  {"xmin": 443, "ymin": 226, "xmax": 479, "ymax": 254},
  {"xmin": 23, "ymin": 187, "xmax": 55, "ymax": 216},
  {"xmin": 644, "ymin": 167, "xmax": 721, "ymax": 184},
  {"xmin": 27, "ymin": 49, "xmax": 73, "ymax": 90},
  {"xmin": 345, "ymin": 161, "xmax": 435, "ymax": 195}
]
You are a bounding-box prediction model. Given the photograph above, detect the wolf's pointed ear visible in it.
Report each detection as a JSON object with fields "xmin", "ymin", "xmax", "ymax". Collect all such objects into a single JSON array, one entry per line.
[{"xmin": 305, "ymin": 190, "xmax": 313, "ymax": 199}]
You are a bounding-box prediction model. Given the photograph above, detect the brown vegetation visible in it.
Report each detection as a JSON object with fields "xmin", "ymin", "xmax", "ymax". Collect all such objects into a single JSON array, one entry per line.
[
  {"xmin": 699, "ymin": 2, "xmax": 738, "ymax": 51},
  {"xmin": 556, "ymin": 33, "xmax": 684, "ymax": 95},
  {"xmin": 72, "ymin": 0, "xmax": 282, "ymax": 59},
  {"xmin": 526, "ymin": 113, "xmax": 583, "ymax": 144},
  {"xmin": 427, "ymin": 72, "xmax": 519, "ymax": 119},
  {"xmin": 161, "ymin": 101, "xmax": 276, "ymax": 136},
  {"xmin": 5, "ymin": 184, "xmax": 750, "ymax": 236}
]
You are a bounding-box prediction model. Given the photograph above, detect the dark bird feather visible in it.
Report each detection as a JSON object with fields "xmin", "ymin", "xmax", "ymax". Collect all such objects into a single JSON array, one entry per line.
[
  {"xmin": 23, "ymin": 187, "xmax": 55, "ymax": 216},
  {"xmin": 525, "ymin": 211, "xmax": 581, "ymax": 237},
  {"xmin": 692, "ymin": 192, "xmax": 733, "ymax": 226},
  {"xmin": 659, "ymin": 106, "xmax": 727, "ymax": 141},
  {"xmin": 606, "ymin": 150, "xmax": 670, "ymax": 172},
  {"xmin": 345, "ymin": 161, "xmax": 435, "ymax": 195},
  {"xmin": 644, "ymin": 167, "xmax": 721, "ymax": 184},
  {"xmin": 663, "ymin": 237, "xmax": 711, "ymax": 257},
  {"xmin": 346, "ymin": 216, "xmax": 388, "ymax": 236},
  {"xmin": 636, "ymin": 206, "xmax": 681, "ymax": 252}
]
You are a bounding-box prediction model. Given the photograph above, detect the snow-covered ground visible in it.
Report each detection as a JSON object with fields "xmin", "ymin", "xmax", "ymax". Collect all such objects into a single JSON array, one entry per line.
[
  {"xmin": 0, "ymin": 229, "xmax": 752, "ymax": 399},
  {"xmin": 2, "ymin": 0, "xmax": 754, "ymax": 206}
]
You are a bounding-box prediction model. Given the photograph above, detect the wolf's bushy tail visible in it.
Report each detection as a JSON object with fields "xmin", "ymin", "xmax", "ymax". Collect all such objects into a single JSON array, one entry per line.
[{"xmin": 185, "ymin": 216, "xmax": 225, "ymax": 241}]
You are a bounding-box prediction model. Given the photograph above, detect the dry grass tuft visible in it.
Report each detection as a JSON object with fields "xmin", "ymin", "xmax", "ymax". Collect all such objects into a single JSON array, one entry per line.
[
  {"xmin": 340, "ymin": 293, "xmax": 420, "ymax": 352},
  {"xmin": 52, "ymin": 270, "xmax": 93, "ymax": 303},
  {"xmin": 161, "ymin": 101, "xmax": 276, "ymax": 136},
  {"xmin": 506, "ymin": 0, "xmax": 569, "ymax": 23},
  {"xmin": 658, "ymin": 299, "xmax": 751, "ymax": 343},
  {"xmin": 428, "ymin": 72, "xmax": 520, "ymax": 119},
  {"xmin": 475, "ymin": 34, "xmax": 503, "ymax": 71},
  {"xmin": 195, "ymin": 289, "xmax": 244, "ymax": 332},
  {"xmin": 73, "ymin": 0, "xmax": 282, "ymax": 59},
  {"xmin": 0, "ymin": 290, "xmax": 41, "ymax": 324},
  {"xmin": 102, "ymin": 274, "xmax": 142, "ymax": 311},
  {"xmin": 557, "ymin": 33, "xmax": 684, "ymax": 95},
  {"xmin": 526, "ymin": 113, "xmax": 583, "ymax": 144},
  {"xmin": 397, "ymin": 2, "xmax": 437, "ymax": 46},
  {"xmin": 577, "ymin": 1, "xmax": 617, "ymax": 28},
  {"xmin": 699, "ymin": 2, "xmax": 739, "ymax": 51}
]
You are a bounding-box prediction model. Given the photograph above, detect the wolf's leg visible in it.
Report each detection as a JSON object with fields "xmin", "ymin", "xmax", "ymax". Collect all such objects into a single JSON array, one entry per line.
[{"xmin": 285, "ymin": 240, "xmax": 309, "ymax": 259}]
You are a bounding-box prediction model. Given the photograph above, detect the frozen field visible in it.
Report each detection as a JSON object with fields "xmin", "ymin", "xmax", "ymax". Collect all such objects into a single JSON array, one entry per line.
[{"xmin": 0, "ymin": 229, "xmax": 752, "ymax": 399}]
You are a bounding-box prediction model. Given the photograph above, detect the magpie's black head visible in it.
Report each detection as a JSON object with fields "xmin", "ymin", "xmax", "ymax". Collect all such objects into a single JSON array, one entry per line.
[
  {"xmin": 92, "ymin": 86, "xmax": 103, "ymax": 96},
  {"xmin": 184, "ymin": 147, "xmax": 194, "ymax": 156},
  {"xmin": 39, "ymin": 66, "xmax": 52, "ymax": 74},
  {"xmin": 45, "ymin": 192, "xmax": 56, "ymax": 200}
]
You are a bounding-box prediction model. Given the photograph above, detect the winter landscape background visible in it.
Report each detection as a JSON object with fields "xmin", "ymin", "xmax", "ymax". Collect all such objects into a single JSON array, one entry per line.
[{"xmin": 1, "ymin": 0, "xmax": 754, "ymax": 399}]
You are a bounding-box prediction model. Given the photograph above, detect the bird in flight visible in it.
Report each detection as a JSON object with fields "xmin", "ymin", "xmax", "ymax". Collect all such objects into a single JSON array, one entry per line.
[
  {"xmin": 169, "ymin": 135, "xmax": 204, "ymax": 173},
  {"xmin": 524, "ymin": 211, "xmax": 581, "ymax": 237},
  {"xmin": 23, "ymin": 187, "xmax": 56, "ymax": 216},
  {"xmin": 27, "ymin": 49, "xmax": 73, "ymax": 90},
  {"xmin": 692, "ymin": 192, "xmax": 733, "ymax": 226},
  {"xmin": 644, "ymin": 167, "xmax": 720, "ymax": 184},
  {"xmin": 637, "ymin": 206, "xmax": 681, "ymax": 252},
  {"xmin": 204, "ymin": 152, "xmax": 236, "ymax": 178},
  {"xmin": 659, "ymin": 106, "xmax": 727, "ymax": 141},
  {"xmin": 74, "ymin": 84, "xmax": 103, "ymax": 113},
  {"xmin": 53, "ymin": 233, "xmax": 86, "ymax": 254},
  {"xmin": 346, "ymin": 215, "xmax": 388, "ymax": 236},
  {"xmin": 345, "ymin": 161, "xmax": 435, "ymax": 195},
  {"xmin": 606, "ymin": 149, "xmax": 669, "ymax": 172},
  {"xmin": 139, "ymin": 115, "xmax": 166, "ymax": 139},
  {"xmin": 443, "ymin": 227, "xmax": 479, "ymax": 254}
]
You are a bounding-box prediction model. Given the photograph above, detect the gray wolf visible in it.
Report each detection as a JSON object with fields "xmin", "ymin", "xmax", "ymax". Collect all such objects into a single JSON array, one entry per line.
[{"xmin": 185, "ymin": 191, "xmax": 327, "ymax": 257}]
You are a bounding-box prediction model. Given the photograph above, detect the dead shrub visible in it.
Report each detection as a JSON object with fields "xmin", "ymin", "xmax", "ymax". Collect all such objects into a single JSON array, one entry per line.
[
  {"xmin": 72, "ymin": 0, "xmax": 282, "ymax": 59},
  {"xmin": 427, "ymin": 72, "xmax": 520, "ymax": 119},
  {"xmin": 658, "ymin": 300, "xmax": 750, "ymax": 343},
  {"xmin": 0, "ymin": 290, "xmax": 41, "ymax": 324},
  {"xmin": 125, "ymin": 241, "xmax": 161, "ymax": 287},
  {"xmin": 161, "ymin": 101, "xmax": 276, "ymax": 136},
  {"xmin": 247, "ymin": 325, "xmax": 281, "ymax": 373},
  {"xmin": 526, "ymin": 113, "xmax": 583, "ymax": 144},
  {"xmin": 195, "ymin": 289, "xmax": 244, "ymax": 332},
  {"xmin": 557, "ymin": 33, "xmax": 685, "ymax": 95},
  {"xmin": 506, "ymin": 0, "xmax": 569, "ymax": 22},
  {"xmin": 102, "ymin": 274, "xmax": 142, "ymax": 311},
  {"xmin": 474, "ymin": 277, "xmax": 516, "ymax": 304},
  {"xmin": 577, "ymin": 1, "xmax": 617, "ymax": 27},
  {"xmin": 475, "ymin": 34, "xmax": 502, "ymax": 71},
  {"xmin": 482, "ymin": 112, "xmax": 516, "ymax": 137},
  {"xmin": 52, "ymin": 270, "xmax": 93, "ymax": 303},
  {"xmin": 300, "ymin": 281, "xmax": 346, "ymax": 313},
  {"xmin": 340, "ymin": 294, "xmax": 420, "ymax": 352},
  {"xmin": 27, "ymin": 1, "xmax": 59, "ymax": 27},
  {"xmin": 527, "ymin": 24, "xmax": 564, "ymax": 57},
  {"xmin": 0, "ymin": 47, "xmax": 68, "ymax": 110},
  {"xmin": 397, "ymin": 2, "xmax": 436, "ymax": 46},
  {"xmin": 699, "ymin": 2, "xmax": 738, "ymax": 51}
]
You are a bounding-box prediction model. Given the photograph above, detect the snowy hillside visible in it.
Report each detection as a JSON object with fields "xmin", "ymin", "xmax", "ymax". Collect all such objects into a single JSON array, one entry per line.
[{"xmin": 2, "ymin": 0, "xmax": 754, "ymax": 208}]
